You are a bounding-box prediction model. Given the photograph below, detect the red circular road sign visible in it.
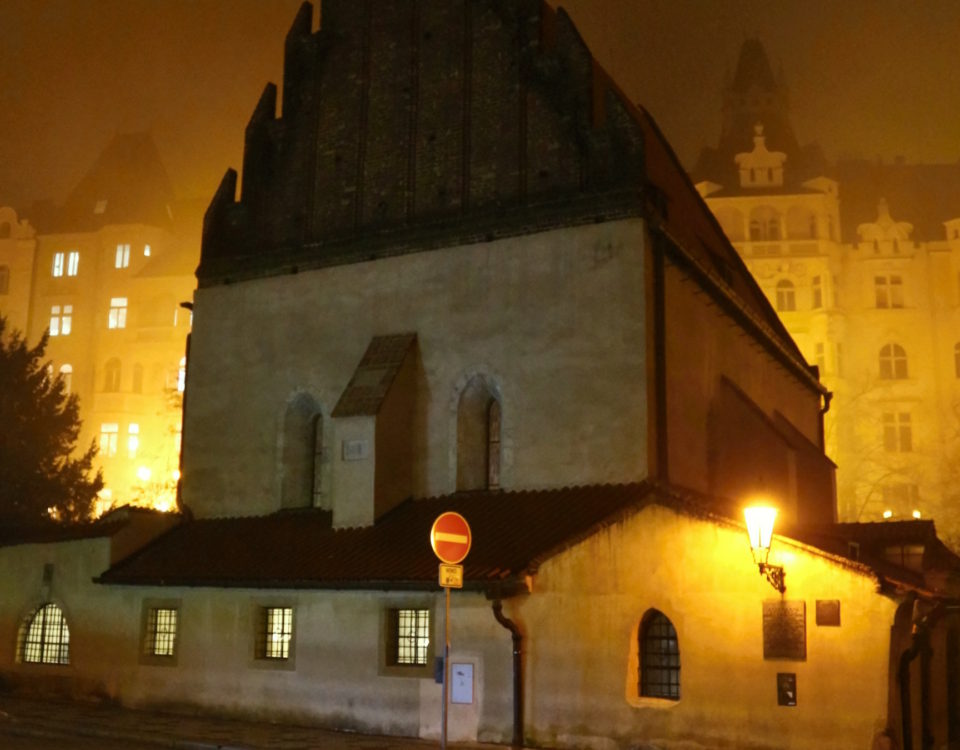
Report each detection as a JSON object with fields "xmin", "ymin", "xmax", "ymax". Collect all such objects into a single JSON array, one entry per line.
[{"xmin": 430, "ymin": 512, "xmax": 472, "ymax": 564}]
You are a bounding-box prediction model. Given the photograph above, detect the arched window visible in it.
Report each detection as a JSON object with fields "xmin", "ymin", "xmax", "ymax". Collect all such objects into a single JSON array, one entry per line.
[
  {"xmin": 954, "ymin": 343, "xmax": 960, "ymax": 378},
  {"xmin": 103, "ymin": 358, "xmax": 121, "ymax": 392},
  {"xmin": 775, "ymin": 279, "xmax": 796, "ymax": 312},
  {"xmin": 456, "ymin": 376, "xmax": 501, "ymax": 491},
  {"xmin": 639, "ymin": 609, "xmax": 679, "ymax": 700},
  {"xmin": 879, "ymin": 344, "xmax": 908, "ymax": 380},
  {"xmin": 280, "ymin": 393, "xmax": 322, "ymax": 509},
  {"xmin": 19, "ymin": 603, "xmax": 70, "ymax": 665},
  {"xmin": 59, "ymin": 364, "xmax": 73, "ymax": 394},
  {"xmin": 749, "ymin": 206, "xmax": 781, "ymax": 241}
]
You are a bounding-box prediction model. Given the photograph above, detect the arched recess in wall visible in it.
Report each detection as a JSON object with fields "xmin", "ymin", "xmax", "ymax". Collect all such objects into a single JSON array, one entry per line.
[
  {"xmin": 456, "ymin": 375, "xmax": 502, "ymax": 491},
  {"xmin": 279, "ymin": 392, "xmax": 325, "ymax": 509},
  {"xmin": 785, "ymin": 205, "xmax": 817, "ymax": 239},
  {"xmin": 749, "ymin": 205, "xmax": 781, "ymax": 241}
]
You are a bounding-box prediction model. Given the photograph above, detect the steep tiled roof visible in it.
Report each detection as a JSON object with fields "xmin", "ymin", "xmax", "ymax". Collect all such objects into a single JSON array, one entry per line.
[
  {"xmin": 331, "ymin": 333, "xmax": 417, "ymax": 418},
  {"xmin": 43, "ymin": 132, "xmax": 175, "ymax": 233},
  {"xmin": 98, "ymin": 483, "xmax": 653, "ymax": 590},
  {"xmin": 831, "ymin": 160, "xmax": 960, "ymax": 243}
]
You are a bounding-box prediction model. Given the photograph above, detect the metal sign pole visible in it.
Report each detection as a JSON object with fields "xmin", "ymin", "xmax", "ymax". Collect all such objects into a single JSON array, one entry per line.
[{"xmin": 441, "ymin": 585, "xmax": 450, "ymax": 750}]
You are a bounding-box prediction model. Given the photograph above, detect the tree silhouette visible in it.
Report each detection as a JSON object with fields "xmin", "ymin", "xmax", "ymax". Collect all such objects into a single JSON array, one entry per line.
[{"xmin": 0, "ymin": 316, "xmax": 103, "ymax": 525}]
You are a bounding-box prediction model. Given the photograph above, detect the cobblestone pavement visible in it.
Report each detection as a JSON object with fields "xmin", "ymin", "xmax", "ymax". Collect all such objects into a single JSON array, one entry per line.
[{"xmin": 0, "ymin": 694, "xmax": 513, "ymax": 750}]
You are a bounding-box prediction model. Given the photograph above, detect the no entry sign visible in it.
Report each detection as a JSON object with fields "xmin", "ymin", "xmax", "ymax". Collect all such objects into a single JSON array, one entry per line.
[{"xmin": 430, "ymin": 512, "xmax": 472, "ymax": 564}]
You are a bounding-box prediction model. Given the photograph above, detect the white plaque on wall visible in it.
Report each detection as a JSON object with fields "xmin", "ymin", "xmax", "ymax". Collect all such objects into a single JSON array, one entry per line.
[
  {"xmin": 450, "ymin": 662, "xmax": 474, "ymax": 704},
  {"xmin": 341, "ymin": 439, "xmax": 369, "ymax": 461}
]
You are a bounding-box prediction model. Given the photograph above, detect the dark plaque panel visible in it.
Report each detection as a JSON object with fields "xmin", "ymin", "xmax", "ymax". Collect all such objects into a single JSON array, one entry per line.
[
  {"xmin": 763, "ymin": 600, "xmax": 806, "ymax": 660},
  {"xmin": 777, "ymin": 672, "xmax": 797, "ymax": 706},
  {"xmin": 816, "ymin": 599, "xmax": 841, "ymax": 627}
]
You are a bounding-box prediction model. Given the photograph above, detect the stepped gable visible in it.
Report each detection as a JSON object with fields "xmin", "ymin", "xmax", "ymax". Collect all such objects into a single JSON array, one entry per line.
[
  {"xmin": 49, "ymin": 132, "xmax": 175, "ymax": 233},
  {"xmin": 693, "ymin": 38, "xmax": 825, "ymax": 191},
  {"xmin": 199, "ymin": 0, "xmax": 649, "ymax": 285}
]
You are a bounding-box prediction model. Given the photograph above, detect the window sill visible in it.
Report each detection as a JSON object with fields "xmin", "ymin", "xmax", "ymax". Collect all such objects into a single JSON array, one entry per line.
[{"xmin": 626, "ymin": 695, "xmax": 681, "ymax": 710}]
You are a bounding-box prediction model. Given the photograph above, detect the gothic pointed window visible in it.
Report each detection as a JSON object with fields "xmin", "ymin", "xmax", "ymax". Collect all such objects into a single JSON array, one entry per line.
[
  {"xmin": 457, "ymin": 376, "xmax": 501, "ymax": 491},
  {"xmin": 280, "ymin": 394, "xmax": 322, "ymax": 509},
  {"xmin": 639, "ymin": 609, "xmax": 679, "ymax": 700}
]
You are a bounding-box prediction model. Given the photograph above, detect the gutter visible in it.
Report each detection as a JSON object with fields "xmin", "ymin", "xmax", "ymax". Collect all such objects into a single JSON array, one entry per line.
[{"xmin": 492, "ymin": 599, "xmax": 524, "ymax": 749}]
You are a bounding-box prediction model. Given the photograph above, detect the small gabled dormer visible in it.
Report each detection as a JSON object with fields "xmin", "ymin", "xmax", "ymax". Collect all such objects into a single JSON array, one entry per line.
[
  {"xmin": 857, "ymin": 199, "xmax": 914, "ymax": 255},
  {"xmin": 735, "ymin": 124, "xmax": 787, "ymax": 188},
  {"xmin": 330, "ymin": 333, "xmax": 418, "ymax": 529}
]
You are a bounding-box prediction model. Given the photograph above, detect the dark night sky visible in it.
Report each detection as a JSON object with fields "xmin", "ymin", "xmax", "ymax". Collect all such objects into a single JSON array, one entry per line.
[{"xmin": 2, "ymin": 0, "xmax": 958, "ymax": 211}]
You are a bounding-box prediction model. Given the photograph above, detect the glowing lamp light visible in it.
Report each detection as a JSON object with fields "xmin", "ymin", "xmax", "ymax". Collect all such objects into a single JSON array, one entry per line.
[
  {"xmin": 743, "ymin": 504, "xmax": 786, "ymax": 594},
  {"xmin": 172, "ymin": 469, "xmax": 181, "ymax": 481},
  {"xmin": 136, "ymin": 466, "xmax": 152, "ymax": 482},
  {"xmin": 883, "ymin": 509, "xmax": 893, "ymax": 520},
  {"xmin": 912, "ymin": 510, "xmax": 921, "ymax": 519}
]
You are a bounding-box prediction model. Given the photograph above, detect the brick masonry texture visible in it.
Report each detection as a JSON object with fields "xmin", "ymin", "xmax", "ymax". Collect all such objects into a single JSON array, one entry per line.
[{"xmin": 199, "ymin": 0, "xmax": 647, "ymax": 286}]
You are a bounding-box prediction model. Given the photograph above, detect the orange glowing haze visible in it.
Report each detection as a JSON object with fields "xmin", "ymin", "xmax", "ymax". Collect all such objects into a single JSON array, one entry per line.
[{"xmin": 1, "ymin": 0, "xmax": 959, "ymax": 211}]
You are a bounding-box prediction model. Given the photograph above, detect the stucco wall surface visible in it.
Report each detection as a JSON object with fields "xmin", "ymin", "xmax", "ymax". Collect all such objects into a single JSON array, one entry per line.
[
  {"xmin": 182, "ymin": 220, "xmax": 650, "ymax": 517},
  {"xmin": 514, "ymin": 503, "xmax": 898, "ymax": 750},
  {"xmin": 0, "ymin": 541, "xmax": 515, "ymax": 743}
]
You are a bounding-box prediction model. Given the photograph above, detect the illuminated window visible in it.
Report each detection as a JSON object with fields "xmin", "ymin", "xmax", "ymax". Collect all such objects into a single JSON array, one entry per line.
[
  {"xmin": 879, "ymin": 344, "xmax": 908, "ymax": 379},
  {"xmin": 94, "ymin": 199, "xmax": 107, "ymax": 214},
  {"xmin": 143, "ymin": 607, "xmax": 178, "ymax": 658},
  {"xmin": 49, "ymin": 305, "xmax": 72, "ymax": 336},
  {"xmin": 177, "ymin": 357, "xmax": 186, "ymax": 393},
  {"xmin": 255, "ymin": 607, "xmax": 293, "ymax": 660},
  {"xmin": 103, "ymin": 358, "xmax": 121, "ymax": 392},
  {"xmin": 639, "ymin": 609, "xmax": 680, "ymax": 700},
  {"xmin": 143, "ymin": 244, "xmax": 151, "ymax": 257},
  {"xmin": 59, "ymin": 364, "xmax": 72, "ymax": 394},
  {"xmin": 99, "ymin": 423, "xmax": 119, "ymax": 457},
  {"xmin": 811, "ymin": 275, "xmax": 822, "ymax": 309},
  {"xmin": 389, "ymin": 608, "xmax": 430, "ymax": 666},
  {"xmin": 883, "ymin": 412, "xmax": 912, "ymax": 452},
  {"xmin": 18, "ymin": 603, "xmax": 70, "ymax": 665},
  {"xmin": 108, "ymin": 297, "xmax": 128, "ymax": 329},
  {"xmin": 775, "ymin": 279, "xmax": 796, "ymax": 312},
  {"xmin": 127, "ymin": 423, "xmax": 140, "ymax": 458},
  {"xmin": 875, "ymin": 275, "xmax": 904, "ymax": 309},
  {"xmin": 456, "ymin": 376, "xmax": 502, "ymax": 491},
  {"xmin": 115, "ymin": 244, "xmax": 130, "ymax": 269},
  {"xmin": 52, "ymin": 252, "xmax": 65, "ymax": 277},
  {"xmin": 0, "ymin": 265, "xmax": 10, "ymax": 294},
  {"xmin": 67, "ymin": 250, "xmax": 79, "ymax": 276}
]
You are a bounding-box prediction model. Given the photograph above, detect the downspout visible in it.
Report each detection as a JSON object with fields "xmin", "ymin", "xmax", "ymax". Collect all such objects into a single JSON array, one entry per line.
[
  {"xmin": 899, "ymin": 601, "xmax": 945, "ymax": 750},
  {"xmin": 492, "ymin": 599, "xmax": 523, "ymax": 749},
  {"xmin": 818, "ymin": 389, "xmax": 832, "ymax": 452}
]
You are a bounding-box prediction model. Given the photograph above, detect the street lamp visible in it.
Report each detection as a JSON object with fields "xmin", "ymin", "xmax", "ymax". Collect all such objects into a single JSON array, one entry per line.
[{"xmin": 743, "ymin": 505, "xmax": 786, "ymax": 594}]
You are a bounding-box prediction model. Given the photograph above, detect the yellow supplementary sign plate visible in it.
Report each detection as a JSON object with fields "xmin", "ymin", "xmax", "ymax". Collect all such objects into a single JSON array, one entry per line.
[{"xmin": 439, "ymin": 563, "xmax": 463, "ymax": 589}]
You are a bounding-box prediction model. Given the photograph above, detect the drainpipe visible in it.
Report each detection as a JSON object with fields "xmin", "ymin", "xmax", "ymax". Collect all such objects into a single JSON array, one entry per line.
[
  {"xmin": 899, "ymin": 601, "xmax": 945, "ymax": 750},
  {"xmin": 492, "ymin": 599, "xmax": 523, "ymax": 749}
]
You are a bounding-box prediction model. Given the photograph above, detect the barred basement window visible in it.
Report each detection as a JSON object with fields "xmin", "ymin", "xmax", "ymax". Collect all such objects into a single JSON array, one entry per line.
[
  {"xmin": 639, "ymin": 609, "xmax": 679, "ymax": 700},
  {"xmin": 19, "ymin": 603, "xmax": 70, "ymax": 665},
  {"xmin": 391, "ymin": 608, "xmax": 430, "ymax": 666},
  {"xmin": 144, "ymin": 607, "xmax": 178, "ymax": 657},
  {"xmin": 256, "ymin": 607, "xmax": 293, "ymax": 660}
]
